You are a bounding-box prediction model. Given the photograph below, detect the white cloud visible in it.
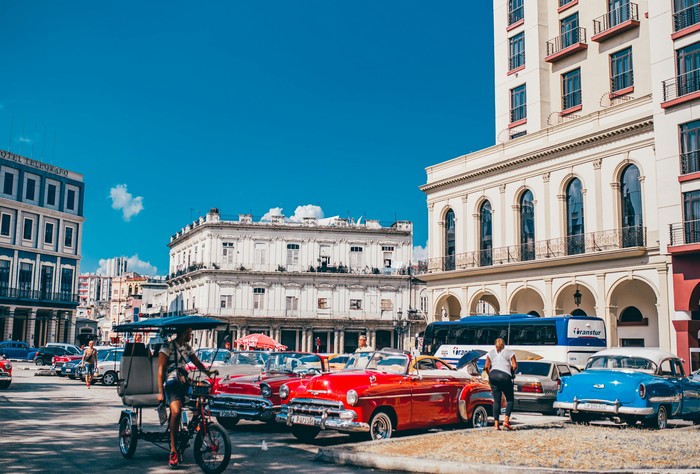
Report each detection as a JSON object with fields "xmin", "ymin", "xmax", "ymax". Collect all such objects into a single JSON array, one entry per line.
[
  {"xmin": 260, "ymin": 204, "xmax": 324, "ymax": 222},
  {"xmin": 109, "ymin": 184, "xmax": 144, "ymax": 221},
  {"xmin": 260, "ymin": 207, "xmax": 284, "ymax": 222},
  {"xmin": 19, "ymin": 137, "xmax": 31, "ymax": 143},
  {"xmin": 412, "ymin": 244, "xmax": 428, "ymax": 261},
  {"xmin": 96, "ymin": 255, "xmax": 158, "ymax": 276}
]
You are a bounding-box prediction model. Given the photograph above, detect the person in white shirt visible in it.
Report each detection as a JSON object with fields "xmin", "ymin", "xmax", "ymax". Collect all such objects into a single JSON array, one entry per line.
[{"xmin": 484, "ymin": 338, "xmax": 517, "ymax": 430}]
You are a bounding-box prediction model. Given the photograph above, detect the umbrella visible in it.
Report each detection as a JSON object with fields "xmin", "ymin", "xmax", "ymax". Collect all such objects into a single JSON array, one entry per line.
[{"xmin": 234, "ymin": 333, "xmax": 287, "ymax": 351}]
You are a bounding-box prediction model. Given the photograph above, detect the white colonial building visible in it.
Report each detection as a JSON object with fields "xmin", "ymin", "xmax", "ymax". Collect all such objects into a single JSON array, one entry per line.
[
  {"xmin": 419, "ymin": 0, "xmax": 700, "ymax": 372},
  {"xmin": 164, "ymin": 209, "xmax": 423, "ymax": 353}
]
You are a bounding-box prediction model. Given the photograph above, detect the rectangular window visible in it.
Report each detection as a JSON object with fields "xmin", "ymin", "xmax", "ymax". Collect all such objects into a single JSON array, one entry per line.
[
  {"xmin": 47, "ymin": 183, "xmax": 57, "ymax": 206},
  {"xmin": 253, "ymin": 287, "xmax": 265, "ymax": 310},
  {"xmin": 0, "ymin": 260, "xmax": 9, "ymax": 291},
  {"xmin": 350, "ymin": 299, "xmax": 362, "ymax": 310},
  {"xmin": 508, "ymin": 32, "xmax": 525, "ymax": 71},
  {"xmin": 560, "ymin": 13, "xmax": 579, "ymax": 49},
  {"xmin": 222, "ymin": 242, "xmax": 234, "ymax": 263},
  {"xmin": 319, "ymin": 245, "xmax": 331, "ymax": 267},
  {"xmin": 44, "ymin": 222, "xmax": 54, "ymax": 244},
  {"xmin": 23, "ymin": 218, "xmax": 33, "ymax": 240},
  {"xmin": 508, "ymin": 0, "xmax": 523, "ymax": 25},
  {"xmin": 3, "ymin": 172, "xmax": 13, "ymax": 195},
  {"xmin": 40, "ymin": 265, "xmax": 53, "ymax": 298},
  {"xmin": 254, "ymin": 243, "xmax": 266, "ymax": 265},
  {"xmin": 61, "ymin": 267, "xmax": 74, "ymax": 294},
  {"xmin": 286, "ymin": 243, "xmax": 300, "ymax": 266},
  {"xmin": 684, "ymin": 190, "xmax": 700, "ymax": 244},
  {"xmin": 286, "ymin": 296, "xmax": 298, "ymax": 310},
  {"xmin": 380, "ymin": 299, "xmax": 393, "ymax": 311},
  {"xmin": 608, "ymin": 0, "xmax": 632, "ymax": 27},
  {"xmin": 18, "ymin": 262, "xmax": 33, "ymax": 293},
  {"xmin": 25, "ymin": 178, "xmax": 36, "ymax": 201},
  {"xmin": 621, "ymin": 338, "xmax": 645, "ymax": 347},
  {"xmin": 66, "ymin": 189, "xmax": 76, "ymax": 211},
  {"xmin": 681, "ymin": 120, "xmax": 700, "ymax": 175},
  {"xmin": 610, "ymin": 47, "xmax": 633, "ymax": 93},
  {"xmin": 677, "ymin": 42, "xmax": 700, "ymax": 97},
  {"xmin": 420, "ymin": 296, "xmax": 428, "ymax": 313},
  {"xmin": 220, "ymin": 295, "xmax": 232, "ymax": 308},
  {"xmin": 64, "ymin": 227, "xmax": 74, "ymax": 247},
  {"xmin": 0, "ymin": 214, "xmax": 10, "ymax": 236},
  {"xmin": 562, "ymin": 68, "xmax": 582, "ymax": 110},
  {"xmin": 349, "ymin": 246, "xmax": 363, "ymax": 269},
  {"xmin": 510, "ymin": 130, "xmax": 527, "ymax": 140},
  {"xmin": 510, "ymin": 84, "xmax": 527, "ymax": 122},
  {"xmin": 674, "ymin": 0, "xmax": 700, "ymax": 32},
  {"xmin": 318, "ymin": 297, "xmax": 329, "ymax": 309}
]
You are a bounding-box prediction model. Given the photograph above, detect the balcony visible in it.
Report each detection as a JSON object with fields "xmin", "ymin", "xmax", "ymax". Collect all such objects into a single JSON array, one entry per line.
[
  {"xmin": 508, "ymin": 51, "xmax": 525, "ymax": 74},
  {"xmin": 418, "ymin": 227, "xmax": 646, "ymax": 274},
  {"xmin": 681, "ymin": 150, "xmax": 700, "ymax": 175},
  {"xmin": 545, "ymin": 27, "xmax": 588, "ymax": 63},
  {"xmin": 669, "ymin": 221, "xmax": 700, "ymax": 252},
  {"xmin": 673, "ymin": 4, "xmax": 700, "ymax": 38},
  {"xmin": 592, "ymin": 3, "xmax": 640, "ymax": 43},
  {"xmin": 0, "ymin": 287, "xmax": 80, "ymax": 306},
  {"xmin": 610, "ymin": 70, "xmax": 634, "ymax": 98},
  {"xmin": 509, "ymin": 104, "xmax": 527, "ymax": 126},
  {"xmin": 661, "ymin": 69, "xmax": 700, "ymax": 108}
]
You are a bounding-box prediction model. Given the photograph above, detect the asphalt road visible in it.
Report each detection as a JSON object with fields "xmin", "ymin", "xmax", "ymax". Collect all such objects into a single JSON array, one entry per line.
[{"xmin": 0, "ymin": 362, "xmax": 563, "ymax": 473}]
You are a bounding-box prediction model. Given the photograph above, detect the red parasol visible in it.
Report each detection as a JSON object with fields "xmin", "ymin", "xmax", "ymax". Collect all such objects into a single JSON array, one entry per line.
[{"xmin": 234, "ymin": 333, "xmax": 287, "ymax": 351}]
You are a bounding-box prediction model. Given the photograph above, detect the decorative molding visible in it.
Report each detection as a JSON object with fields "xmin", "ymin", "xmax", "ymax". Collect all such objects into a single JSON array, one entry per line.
[
  {"xmin": 499, "ymin": 183, "xmax": 507, "ymax": 194},
  {"xmin": 593, "ymin": 159, "xmax": 602, "ymax": 170},
  {"xmin": 378, "ymin": 285, "xmax": 399, "ymax": 291},
  {"xmin": 542, "ymin": 172, "xmax": 551, "ymax": 183}
]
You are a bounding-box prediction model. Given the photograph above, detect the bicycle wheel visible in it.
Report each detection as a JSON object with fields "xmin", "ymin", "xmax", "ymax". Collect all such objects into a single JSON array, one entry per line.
[
  {"xmin": 193, "ymin": 422, "xmax": 231, "ymax": 474},
  {"xmin": 118, "ymin": 415, "xmax": 138, "ymax": 458}
]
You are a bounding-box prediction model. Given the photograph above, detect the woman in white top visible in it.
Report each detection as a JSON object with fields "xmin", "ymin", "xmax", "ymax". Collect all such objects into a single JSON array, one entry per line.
[{"xmin": 484, "ymin": 338, "xmax": 517, "ymax": 430}]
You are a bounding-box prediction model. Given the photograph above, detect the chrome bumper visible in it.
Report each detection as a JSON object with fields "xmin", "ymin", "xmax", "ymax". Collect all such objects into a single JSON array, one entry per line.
[
  {"xmin": 209, "ymin": 394, "xmax": 275, "ymax": 420},
  {"xmin": 277, "ymin": 397, "xmax": 369, "ymax": 433},
  {"xmin": 554, "ymin": 398, "xmax": 654, "ymax": 416}
]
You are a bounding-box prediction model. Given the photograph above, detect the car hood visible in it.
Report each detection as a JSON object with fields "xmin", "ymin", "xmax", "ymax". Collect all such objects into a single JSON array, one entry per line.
[
  {"xmin": 215, "ymin": 372, "xmax": 301, "ymax": 395},
  {"xmin": 295, "ymin": 370, "xmax": 406, "ymax": 401},
  {"xmin": 560, "ymin": 369, "xmax": 653, "ymax": 403}
]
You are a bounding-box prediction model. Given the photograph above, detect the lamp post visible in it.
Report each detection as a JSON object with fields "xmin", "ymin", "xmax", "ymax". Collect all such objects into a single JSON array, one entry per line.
[{"xmin": 393, "ymin": 310, "xmax": 409, "ymax": 350}]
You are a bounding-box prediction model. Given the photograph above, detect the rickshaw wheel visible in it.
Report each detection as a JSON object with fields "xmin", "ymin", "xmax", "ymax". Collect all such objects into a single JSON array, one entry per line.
[
  {"xmin": 119, "ymin": 416, "xmax": 138, "ymax": 458},
  {"xmin": 193, "ymin": 422, "xmax": 231, "ymax": 474}
]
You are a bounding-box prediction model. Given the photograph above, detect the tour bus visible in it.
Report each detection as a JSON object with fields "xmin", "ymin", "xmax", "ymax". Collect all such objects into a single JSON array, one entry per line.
[{"xmin": 421, "ymin": 314, "xmax": 607, "ymax": 368}]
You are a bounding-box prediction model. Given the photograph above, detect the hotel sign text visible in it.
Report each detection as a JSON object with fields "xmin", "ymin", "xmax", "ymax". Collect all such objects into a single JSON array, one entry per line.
[{"xmin": 0, "ymin": 150, "xmax": 70, "ymax": 177}]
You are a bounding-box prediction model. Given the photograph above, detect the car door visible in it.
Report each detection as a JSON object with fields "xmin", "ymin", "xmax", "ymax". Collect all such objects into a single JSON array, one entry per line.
[
  {"xmin": 410, "ymin": 359, "xmax": 456, "ymax": 425},
  {"xmin": 658, "ymin": 358, "xmax": 684, "ymax": 416},
  {"xmin": 675, "ymin": 359, "xmax": 700, "ymax": 415}
]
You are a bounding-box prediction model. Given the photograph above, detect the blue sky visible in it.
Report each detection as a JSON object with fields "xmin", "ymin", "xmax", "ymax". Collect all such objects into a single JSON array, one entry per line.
[{"xmin": 0, "ymin": 1, "xmax": 495, "ymax": 275}]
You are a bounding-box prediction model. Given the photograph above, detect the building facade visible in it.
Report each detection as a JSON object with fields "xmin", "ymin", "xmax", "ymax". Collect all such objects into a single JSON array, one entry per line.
[
  {"xmin": 164, "ymin": 209, "xmax": 423, "ymax": 353},
  {"xmin": 0, "ymin": 150, "xmax": 84, "ymax": 346},
  {"xmin": 106, "ymin": 272, "xmax": 147, "ymax": 342},
  {"xmin": 419, "ymin": 0, "xmax": 700, "ymax": 372}
]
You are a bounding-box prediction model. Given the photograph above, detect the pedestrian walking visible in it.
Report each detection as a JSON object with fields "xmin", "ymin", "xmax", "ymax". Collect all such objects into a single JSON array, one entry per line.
[
  {"xmin": 80, "ymin": 340, "xmax": 98, "ymax": 389},
  {"xmin": 484, "ymin": 337, "xmax": 517, "ymax": 430}
]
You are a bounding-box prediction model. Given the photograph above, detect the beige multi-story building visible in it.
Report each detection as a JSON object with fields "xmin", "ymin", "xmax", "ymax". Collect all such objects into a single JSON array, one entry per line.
[
  {"xmin": 164, "ymin": 209, "xmax": 423, "ymax": 353},
  {"xmin": 419, "ymin": 0, "xmax": 700, "ymax": 372},
  {"xmin": 106, "ymin": 272, "xmax": 147, "ymax": 342}
]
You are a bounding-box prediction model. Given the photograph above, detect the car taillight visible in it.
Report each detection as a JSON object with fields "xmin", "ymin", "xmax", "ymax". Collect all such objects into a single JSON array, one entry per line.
[
  {"xmin": 521, "ymin": 382, "xmax": 543, "ymax": 393},
  {"xmin": 639, "ymin": 383, "xmax": 646, "ymax": 399},
  {"xmin": 557, "ymin": 379, "xmax": 561, "ymax": 392}
]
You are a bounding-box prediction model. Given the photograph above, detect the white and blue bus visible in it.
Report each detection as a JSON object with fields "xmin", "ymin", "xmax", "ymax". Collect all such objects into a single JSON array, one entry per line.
[{"xmin": 421, "ymin": 314, "xmax": 607, "ymax": 368}]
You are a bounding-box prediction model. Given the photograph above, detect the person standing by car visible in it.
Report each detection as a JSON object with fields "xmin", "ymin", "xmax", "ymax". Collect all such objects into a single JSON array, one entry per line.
[
  {"xmin": 355, "ymin": 334, "xmax": 373, "ymax": 353},
  {"xmin": 158, "ymin": 327, "xmax": 214, "ymax": 468},
  {"xmin": 80, "ymin": 340, "xmax": 98, "ymax": 389},
  {"xmin": 484, "ymin": 338, "xmax": 517, "ymax": 430}
]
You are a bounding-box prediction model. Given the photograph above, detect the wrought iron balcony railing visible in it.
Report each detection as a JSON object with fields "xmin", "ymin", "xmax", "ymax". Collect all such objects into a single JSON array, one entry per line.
[
  {"xmin": 674, "ymin": 3, "xmax": 700, "ymax": 32},
  {"xmin": 593, "ymin": 2, "xmax": 639, "ymax": 35},
  {"xmin": 0, "ymin": 287, "xmax": 80, "ymax": 304},
  {"xmin": 510, "ymin": 104, "xmax": 527, "ymax": 123},
  {"xmin": 547, "ymin": 27, "xmax": 586, "ymax": 56},
  {"xmin": 509, "ymin": 51, "xmax": 525, "ymax": 71},
  {"xmin": 681, "ymin": 150, "xmax": 700, "ymax": 175},
  {"xmin": 563, "ymin": 89, "xmax": 582, "ymax": 110},
  {"xmin": 508, "ymin": 5, "xmax": 524, "ymax": 26},
  {"xmin": 669, "ymin": 220, "xmax": 700, "ymax": 246},
  {"xmin": 559, "ymin": 0, "xmax": 576, "ymax": 7},
  {"xmin": 611, "ymin": 70, "xmax": 634, "ymax": 93},
  {"xmin": 417, "ymin": 227, "xmax": 646, "ymax": 274},
  {"xmin": 662, "ymin": 68, "xmax": 700, "ymax": 102}
]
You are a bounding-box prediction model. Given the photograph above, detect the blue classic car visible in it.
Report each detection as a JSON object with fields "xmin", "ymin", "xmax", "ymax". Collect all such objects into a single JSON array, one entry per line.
[{"xmin": 553, "ymin": 348, "xmax": 700, "ymax": 429}]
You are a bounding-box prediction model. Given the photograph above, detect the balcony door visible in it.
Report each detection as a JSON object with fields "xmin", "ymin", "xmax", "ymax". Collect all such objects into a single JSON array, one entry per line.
[
  {"xmin": 684, "ymin": 190, "xmax": 700, "ymax": 244},
  {"xmin": 608, "ymin": 0, "xmax": 630, "ymax": 27},
  {"xmin": 479, "ymin": 201, "xmax": 493, "ymax": 267},
  {"xmin": 566, "ymin": 179, "xmax": 585, "ymax": 255},
  {"xmin": 18, "ymin": 263, "xmax": 33, "ymax": 298},
  {"xmin": 620, "ymin": 165, "xmax": 644, "ymax": 247},
  {"xmin": 0, "ymin": 261, "xmax": 9, "ymax": 296},
  {"xmin": 561, "ymin": 14, "xmax": 579, "ymax": 49},
  {"xmin": 444, "ymin": 209, "xmax": 455, "ymax": 271},
  {"xmin": 40, "ymin": 266, "xmax": 53, "ymax": 300},
  {"xmin": 677, "ymin": 42, "xmax": 700, "ymax": 97}
]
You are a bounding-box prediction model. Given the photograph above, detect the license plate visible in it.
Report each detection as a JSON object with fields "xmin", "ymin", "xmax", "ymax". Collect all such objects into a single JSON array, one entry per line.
[
  {"xmin": 219, "ymin": 410, "xmax": 238, "ymax": 418},
  {"xmin": 580, "ymin": 403, "xmax": 609, "ymax": 411},
  {"xmin": 0, "ymin": 374, "xmax": 9, "ymax": 379},
  {"xmin": 291, "ymin": 415, "xmax": 317, "ymax": 426}
]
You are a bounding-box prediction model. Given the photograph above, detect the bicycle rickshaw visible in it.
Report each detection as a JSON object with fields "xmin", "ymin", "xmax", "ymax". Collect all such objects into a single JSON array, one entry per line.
[{"xmin": 114, "ymin": 316, "xmax": 232, "ymax": 474}]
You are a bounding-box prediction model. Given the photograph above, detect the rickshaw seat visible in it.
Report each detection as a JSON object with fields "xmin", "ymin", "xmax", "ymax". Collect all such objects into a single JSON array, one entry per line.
[{"xmin": 121, "ymin": 342, "xmax": 161, "ymax": 407}]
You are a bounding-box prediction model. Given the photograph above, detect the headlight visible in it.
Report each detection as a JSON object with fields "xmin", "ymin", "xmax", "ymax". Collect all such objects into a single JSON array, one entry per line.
[
  {"xmin": 639, "ymin": 383, "xmax": 646, "ymax": 399},
  {"xmin": 260, "ymin": 383, "xmax": 272, "ymax": 398},
  {"xmin": 347, "ymin": 389, "xmax": 358, "ymax": 406},
  {"xmin": 279, "ymin": 384, "xmax": 289, "ymax": 400},
  {"xmin": 5, "ymin": 362, "xmax": 11, "ymax": 369}
]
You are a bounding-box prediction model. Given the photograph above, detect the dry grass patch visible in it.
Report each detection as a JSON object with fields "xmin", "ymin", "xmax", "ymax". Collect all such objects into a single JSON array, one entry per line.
[{"xmin": 357, "ymin": 425, "xmax": 700, "ymax": 471}]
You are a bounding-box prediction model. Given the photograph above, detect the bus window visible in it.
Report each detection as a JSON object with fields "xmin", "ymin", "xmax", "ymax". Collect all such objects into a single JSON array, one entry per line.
[
  {"xmin": 456, "ymin": 329, "xmax": 471, "ymax": 345},
  {"xmin": 509, "ymin": 326, "xmax": 535, "ymax": 345},
  {"xmin": 535, "ymin": 325, "xmax": 557, "ymax": 345}
]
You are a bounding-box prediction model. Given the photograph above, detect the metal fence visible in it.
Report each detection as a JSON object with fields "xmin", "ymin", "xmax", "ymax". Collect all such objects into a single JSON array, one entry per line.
[
  {"xmin": 674, "ymin": 3, "xmax": 700, "ymax": 32},
  {"xmin": 662, "ymin": 68, "xmax": 700, "ymax": 102},
  {"xmin": 669, "ymin": 220, "xmax": 700, "ymax": 246},
  {"xmin": 0, "ymin": 287, "xmax": 79, "ymax": 304},
  {"xmin": 547, "ymin": 27, "xmax": 586, "ymax": 56},
  {"xmin": 593, "ymin": 2, "xmax": 638, "ymax": 35}
]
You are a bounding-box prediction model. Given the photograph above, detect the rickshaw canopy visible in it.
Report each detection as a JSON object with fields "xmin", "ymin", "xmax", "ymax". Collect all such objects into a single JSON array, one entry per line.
[{"xmin": 113, "ymin": 315, "xmax": 227, "ymax": 333}]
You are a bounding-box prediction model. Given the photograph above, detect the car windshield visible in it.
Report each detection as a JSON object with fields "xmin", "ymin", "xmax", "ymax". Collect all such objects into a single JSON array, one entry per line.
[
  {"xmin": 228, "ymin": 351, "xmax": 269, "ymax": 366},
  {"xmin": 266, "ymin": 353, "xmax": 322, "ymax": 373},
  {"xmin": 346, "ymin": 351, "xmax": 409, "ymax": 374},
  {"xmin": 515, "ymin": 362, "xmax": 552, "ymax": 377},
  {"xmin": 196, "ymin": 349, "xmax": 232, "ymax": 364},
  {"xmin": 329, "ymin": 355, "xmax": 349, "ymax": 364},
  {"xmin": 97, "ymin": 350, "xmax": 114, "ymax": 362},
  {"xmin": 586, "ymin": 355, "xmax": 657, "ymax": 372}
]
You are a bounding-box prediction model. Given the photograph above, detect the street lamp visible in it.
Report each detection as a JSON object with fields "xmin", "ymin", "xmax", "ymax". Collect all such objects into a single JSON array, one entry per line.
[
  {"xmin": 393, "ymin": 310, "xmax": 409, "ymax": 350},
  {"xmin": 573, "ymin": 286, "xmax": 582, "ymax": 307}
]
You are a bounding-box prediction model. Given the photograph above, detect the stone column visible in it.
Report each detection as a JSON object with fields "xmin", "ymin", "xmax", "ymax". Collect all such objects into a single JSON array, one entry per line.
[
  {"xmin": 3, "ymin": 308, "xmax": 14, "ymax": 340},
  {"xmin": 67, "ymin": 312, "xmax": 76, "ymax": 345},
  {"xmin": 26, "ymin": 309, "xmax": 36, "ymax": 346},
  {"xmin": 369, "ymin": 330, "xmax": 376, "ymax": 349},
  {"xmin": 339, "ymin": 331, "xmax": 345, "ymax": 354},
  {"xmin": 48, "ymin": 311, "xmax": 57, "ymax": 343}
]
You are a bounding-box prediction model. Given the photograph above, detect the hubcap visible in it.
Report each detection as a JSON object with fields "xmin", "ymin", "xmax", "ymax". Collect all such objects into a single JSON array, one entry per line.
[
  {"xmin": 658, "ymin": 409, "xmax": 667, "ymax": 429},
  {"xmin": 372, "ymin": 416, "xmax": 390, "ymax": 439}
]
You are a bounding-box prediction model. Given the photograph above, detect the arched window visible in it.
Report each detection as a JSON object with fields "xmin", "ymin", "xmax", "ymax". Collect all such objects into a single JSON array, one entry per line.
[
  {"xmin": 444, "ymin": 209, "xmax": 455, "ymax": 271},
  {"xmin": 520, "ymin": 190, "xmax": 535, "ymax": 261},
  {"xmin": 566, "ymin": 179, "xmax": 585, "ymax": 255},
  {"xmin": 620, "ymin": 164, "xmax": 643, "ymax": 247},
  {"xmin": 619, "ymin": 306, "xmax": 646, "ymax": 325},
  {"xmin": 480, "ymin": 201, "xmax": 493, "ymax": 266},
  {"xmin": 571, "ymin": 308, "xmax": 587, "ymax": 316},
  {"xmin": 527, "ymin": 310, "xmax": 541, "ymax": 317}
]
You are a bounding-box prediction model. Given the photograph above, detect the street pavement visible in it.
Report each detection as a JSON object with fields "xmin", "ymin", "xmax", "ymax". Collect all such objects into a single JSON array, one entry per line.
[{"xmin": 0, "ymin": 362, "xmax": 563, "ymax": 473}]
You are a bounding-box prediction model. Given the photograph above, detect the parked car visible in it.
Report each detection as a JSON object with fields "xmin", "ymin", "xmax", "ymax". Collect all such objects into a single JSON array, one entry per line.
[
  {"xmin": 34, "ymin": 346, "xmax": 69, "ymax": 366},
  {"xmin": 61, "ymin": 358, "xmax": 83, "ymax": 379},
  {"xmin": 277, "ymin": 349, "xmax": 494, "ymax": 442},
  {"xmin": 215, "ymin": 350, "xmax": 270, "ymax": 380},
  {"xmin": 554, "ymin": 348, "xmax": 700, "ymax": 429},
  {"xmin": 0, "ymin": 354, "xmax": 12, "ymax": 389},
  {"xmin": 46, "ymin": 342, "xmax": 82, "ymax": 353},
  {"xmin": 328, "ymin": 353, "xmax": 351, "ymax": 371},
  {"xmin": 513, "ymin": 360, "xmax": 579, "ymax": 414},
  {"xmin": 51, "ymin": 346, "xmax": 83, "ymax": 374},
  {"xmin": 209, "ymin": 351, "xmax": 327, "ymax": 428},
  {"xmin": 91, "ymin": 348, "xmax": 123, "ymax": 385},
  {"xmin": 0, "ymin": 340, "xmax": 37, "ymax": 360},
  {"xmin": 185, "ymin": 348, "xmax": 233, "ymax": 372}
]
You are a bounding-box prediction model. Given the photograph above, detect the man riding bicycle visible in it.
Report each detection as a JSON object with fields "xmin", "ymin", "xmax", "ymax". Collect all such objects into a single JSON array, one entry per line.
[{"xmin": 158, "ymin": 327, "xmax": 214, "ymax": 468}]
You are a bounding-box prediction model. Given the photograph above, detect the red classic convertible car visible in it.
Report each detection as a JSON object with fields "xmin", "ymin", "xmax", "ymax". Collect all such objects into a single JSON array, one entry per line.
[
  {"xmin": 209, "ymin": 351, "xmax": 327, "ymax": 428},
  {"xmin": 0, "ymin": 354, "xmax": 12, "ymax": 389},
  {"xmin": 277, "ymin": 349, "xmax": 494, "ymax": 441}
]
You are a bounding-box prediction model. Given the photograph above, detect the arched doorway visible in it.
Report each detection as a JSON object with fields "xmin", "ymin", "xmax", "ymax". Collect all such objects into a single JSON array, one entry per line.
[
  {"xmin": 509, "ymin": 286, "xmax": 544, "ymax": 316},
  {"xmin": 609, "ymin": 278, "xmax": 659, "ymax": 347},
  {"xmin": 470, "ymin": 291, "xmax": 500, "ymax": 315},
  {"xmin": 434, "ymin": 293, "xmax": 462, "ymax": 321},
  {"xmin": 554, "ymin": 284, "xmax": 596, "ymax": 317}
]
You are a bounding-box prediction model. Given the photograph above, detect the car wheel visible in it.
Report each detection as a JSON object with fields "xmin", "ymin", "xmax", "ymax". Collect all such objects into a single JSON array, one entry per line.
[
  {"xmin": 35, "ymin": 359, "xmax": 45, "ymax": 366},
  {"xmin": 216, "ymin": 416, "xmax": 239, "ymax": 429},
  {"xmin": 569, "ymin": 411, "xmax": 590, "ymax": 425},
  {"xmin": 291, "ymin": 425, "xmax": 320, "ymax": 443},
  {"xmin": 470, "ymin": 405, "xmax": 489, "ymax": 428},
  {"xmin": 369, "ymin": 411, "xmax": 393, "ymax": 440},
  {"xmin": 645, "ymin": 406, "xmax": 668, "ymax": 430},
  {"xmin": 102, "ymin": 371, "xmax": 117, "ymax": 386}
]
